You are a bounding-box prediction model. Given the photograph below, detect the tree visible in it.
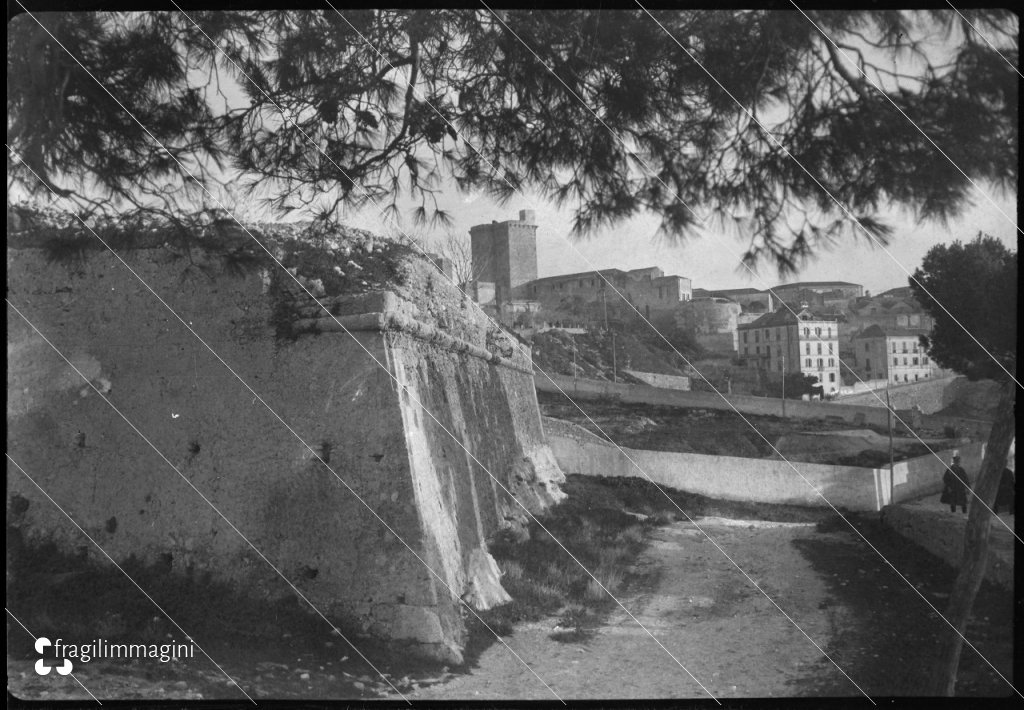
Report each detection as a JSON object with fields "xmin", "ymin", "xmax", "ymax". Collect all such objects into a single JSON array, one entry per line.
[
  {"xmin": 7, "ymin": 10, "xmax": 1018, "ymax": 271},
  {"xmin": 910, "ymin": 234, "xmax": 1017, "ymax": 696}
]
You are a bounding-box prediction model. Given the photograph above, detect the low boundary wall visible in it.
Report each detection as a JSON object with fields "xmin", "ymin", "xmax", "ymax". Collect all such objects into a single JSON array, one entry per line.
[
  {"xmin": 537, "ymin": 374, "xmax": 900, "ymax": 429},
  {"xmin": 622, "ymin": 370, "xmax": 691, "ymax": 391},
  {"xmin": 543, "ymin": 417, "xmax": 984, "ymax": 512}
]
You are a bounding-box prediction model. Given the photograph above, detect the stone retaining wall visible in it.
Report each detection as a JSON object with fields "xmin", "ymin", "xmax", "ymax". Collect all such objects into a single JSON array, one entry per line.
[{"xmin": 7, "ymin": 242, "xmax": 563, "ymax": 663}]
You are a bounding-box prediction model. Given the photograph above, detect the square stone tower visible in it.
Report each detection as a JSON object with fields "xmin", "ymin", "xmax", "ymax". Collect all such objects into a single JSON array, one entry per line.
[{"xmin": 469, "ymin": 210, "xmax": 538, "ymax": 305}]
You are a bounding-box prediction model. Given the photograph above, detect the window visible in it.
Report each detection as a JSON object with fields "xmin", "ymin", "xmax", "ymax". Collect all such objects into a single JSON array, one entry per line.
[
  {"xmin": 805, "ymin": 358, "xmax": 812, "ymax": 367},
  {"xmin": 904, "ymin": 374, "xmax": 909, "ymax": 382},
  {"xmin": 866, "ymin": 358, "xmax": 871, "ymax": 371},
  {"xmin": 903, "ymin": 357, "xmax": 908, "ymax": 366},
  {"xmin": 892, "ymin": 343, "xmax": 897, "ymax": 353},
  {"xmin": 827, "ymin": 327, "xmax": 832, "ymax": 338},
  {"xmin": 755, "ymin": 332, "xmax": 760, "ymax": 343},
  {"xmin": 776, "ymin": 330, "xmax": 781, "ymax": 341},
  {"xmin": 915, "ymin": 374, "xmax": 919, "ymax": 381},
  {"xmin": 756, "ymin": 346, "xmax": 760, "ymax": 354},
  {"xmin": 923, "ymin": 356, "xmax": 929, "ymax": 364},
  {"xmin": 815, "ymin": 327, "xmax": 821, "ymax": 336},
  {"xmin": 744, "ymin": 346, "xmax": 749, "ymax": 355},
  {"xmin": 579, "ymin": 279, "xmax": 584, "ymax": 287},
  {"xmin": 829, "ymin": 373, "xmax": 836, "ymax": 382},
  {"xmin": 828, "ymin": 358, "xmax": 834, "ymax": 367},
  {"xmin": 764, "ymin": 329, "xmax": 769, "ymax": 339},
  {"xmin": 742, "ymin": 332, "xmax": 748, "ymax": 343},
  {"xmin": 817, "ymin": 343, "xmax": 822, "ymax": 355},
  {"xmin": 912, "ymin": 357, "xmax": 919, "ymax": 365},
  {"xmin": 828, "ymin": 344, "xmax": 833, "ymax": 355},
  {"xmin": 901, "ymin": 343, "xmax": 908, "ymax": 353},
  {"xmin": 817, "ymin": 358, "xmax": 824, "ymax": 369},
  {"xmin": 804, "ymin": 328, "xmax": 809, "ymax": 337},
  {"xmin": 805, "ymin": 343, "xmax": 810, "ymax": 355},
  {"xmin": 766, "ymin": 346, "xmax": 771, "ymax": 358},
  {"xmin": 864, "ymin": 343, "xmax": 870, "ymax": 352},
  {"xmin": 893, "ymin": 357, "xmax": 898, "ymax": 366}
]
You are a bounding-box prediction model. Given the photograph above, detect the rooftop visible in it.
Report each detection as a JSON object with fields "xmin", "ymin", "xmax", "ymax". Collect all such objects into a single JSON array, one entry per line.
[{"xmin": 854, "ymin": 324, "xmax": 931, "ymax": 339}]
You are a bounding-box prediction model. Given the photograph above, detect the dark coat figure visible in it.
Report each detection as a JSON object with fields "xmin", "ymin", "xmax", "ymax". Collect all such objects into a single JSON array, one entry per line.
[
  {"xmin": 994, "ymin": 468, "xmax": 1015, "ymax": 515},
  {"xmin": 942, "ymin": 457, "xmax": 970, "ymax": 513}
]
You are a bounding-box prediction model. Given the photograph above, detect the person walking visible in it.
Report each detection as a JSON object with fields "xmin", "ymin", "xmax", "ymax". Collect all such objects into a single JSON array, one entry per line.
[{"xmin": 942, "ymin": 453, "xmax": 971, "ymax": 514}]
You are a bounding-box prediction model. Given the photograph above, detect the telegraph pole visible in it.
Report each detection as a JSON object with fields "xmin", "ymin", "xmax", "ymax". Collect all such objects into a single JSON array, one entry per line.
[
  {"xmin": 611, "ymin": 330, "xmax": 617, "ymax": 383},
  {"xmin": 887, "ymin": 386, "xmax": 895, "ymax": 505},
  {"xmin": 782, "ymin": 354, "xmax": 786, "ymax": 418}
]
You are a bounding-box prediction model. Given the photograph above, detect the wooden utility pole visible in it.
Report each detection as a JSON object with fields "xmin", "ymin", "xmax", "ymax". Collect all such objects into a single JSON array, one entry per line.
[
  {"xmin": 611, "ymin": 330, "xmax": 617, "ymax": 383},
  {"xmin": 886, "ymin": 387, "xmax": 895, "ymax": 505},
  {"xmin": 781, "ymin": 355, "xmax": 786, "ymax": 418}
]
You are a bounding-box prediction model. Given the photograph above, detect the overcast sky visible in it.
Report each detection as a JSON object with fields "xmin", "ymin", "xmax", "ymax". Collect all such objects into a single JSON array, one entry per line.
[{"xmin": 342, "ymin": 183, "xmax": 1017, "ymax": 296}]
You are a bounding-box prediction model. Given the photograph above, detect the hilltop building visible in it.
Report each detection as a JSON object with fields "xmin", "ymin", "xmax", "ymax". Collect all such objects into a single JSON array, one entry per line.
[
  {"xmin": 469, "ymin": 210, "xmax": 539, "ymax": 307},
  {"xmin": 737, "ymin": 307, "xmax": 842, "ymax": 393},
  {"xmin": 852, "ymin": 325, "xmax": 938, "ymax": 384},
  {"xmin": 467, "ymin": 211, "xmax": 691, "ymax": 328},
  {"xmin": 676, "ymin": 297, "xmax": 742, "ymax": 352},
  {"xmin": 692, "ymin": 287, "xmax": 773, "ymax": 314}
]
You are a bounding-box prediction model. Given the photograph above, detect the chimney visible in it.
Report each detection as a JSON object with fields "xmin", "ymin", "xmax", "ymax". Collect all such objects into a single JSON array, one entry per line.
[{"xmin": 519, "ymin": 209, "xmax": 536, "ymax": 224}]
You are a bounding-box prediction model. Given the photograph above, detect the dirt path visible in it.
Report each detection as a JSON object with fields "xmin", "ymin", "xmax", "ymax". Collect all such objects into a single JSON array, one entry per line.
[
  {"xmin": 410, "ymin": 517, "xmax": 856, "ymax": 701},
  {"xmin": 9, "ymin": 509, "xmax": 1012, "ymax": 701}
]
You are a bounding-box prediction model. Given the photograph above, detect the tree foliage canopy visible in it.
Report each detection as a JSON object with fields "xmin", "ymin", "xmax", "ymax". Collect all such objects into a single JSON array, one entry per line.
[
  {"xmin": 910, "ymin": 233, "xmax": 1017, "ymax": 382},
  {"xmin": 7, "ymin": 9, "xmax": 1019, "ymax": 270}
]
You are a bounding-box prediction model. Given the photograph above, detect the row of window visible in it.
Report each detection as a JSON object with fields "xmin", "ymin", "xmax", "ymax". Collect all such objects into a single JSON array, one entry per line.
[
  {"xmin": 742, "ymin": 326, "xmax": 836, "ymax": 344},
  {"xmin": 803, "ymin": 358, "xmax": 835, "ymax": 369},
  {"xmin": 893, "ymin": 356, "xmax": 928, "ymax": 366}
]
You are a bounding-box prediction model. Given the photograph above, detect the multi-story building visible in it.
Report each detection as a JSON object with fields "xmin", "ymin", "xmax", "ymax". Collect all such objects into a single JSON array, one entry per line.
[
  {"xmin": 852, "ymin": 325, "xmax": 937, "ymax": 384},
  {"xmin": 691, "ymin": 287, "xmax": 773, "ymax": 314},
  {"xmin": 770, "ymin": 281, "xmax": 864, "ymax": 305},
  {"xmin": 467, "ymin": 212, "xmax": 690, "ymax": 329},
  {"xmin": 524, "ymin": 266, "xmax": 691, "ymax": 327},
  {"xmin": 737, "ymin": 307, "xmax": 842, "ymax": 394}
]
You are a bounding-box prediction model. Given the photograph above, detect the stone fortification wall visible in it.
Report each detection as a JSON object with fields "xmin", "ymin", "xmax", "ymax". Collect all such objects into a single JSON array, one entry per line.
[{"xmin": 7, "ymin": 236, "xmax": 563, "ymax": 664}]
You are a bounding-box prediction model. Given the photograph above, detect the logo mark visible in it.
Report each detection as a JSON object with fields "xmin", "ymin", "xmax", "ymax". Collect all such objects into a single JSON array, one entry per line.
[{"xmin": 34, "ymin": 637, "xmax": 73, "ymax": 676}]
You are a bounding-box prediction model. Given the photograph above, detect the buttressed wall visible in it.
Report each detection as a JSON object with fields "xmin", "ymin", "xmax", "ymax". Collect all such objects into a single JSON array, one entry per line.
[{"xmin": 6, "ymin": 224, "xmax": 564, "ymax": 664}]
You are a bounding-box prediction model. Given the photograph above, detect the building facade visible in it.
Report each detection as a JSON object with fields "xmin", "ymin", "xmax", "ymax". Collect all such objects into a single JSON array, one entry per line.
[
  {"xmin": 737, "ymin": 308, "xmax": 842, "ymax": 394},
  {"xmin": 853, "ymin": 325, "xmax": 936, "ymax": 384}
]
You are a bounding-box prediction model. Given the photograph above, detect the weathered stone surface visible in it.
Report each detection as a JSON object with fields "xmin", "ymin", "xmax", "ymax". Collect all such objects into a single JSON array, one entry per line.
[{"xmin": 7, "ymin": 236, "xmax": 564, "ymax": 663}]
